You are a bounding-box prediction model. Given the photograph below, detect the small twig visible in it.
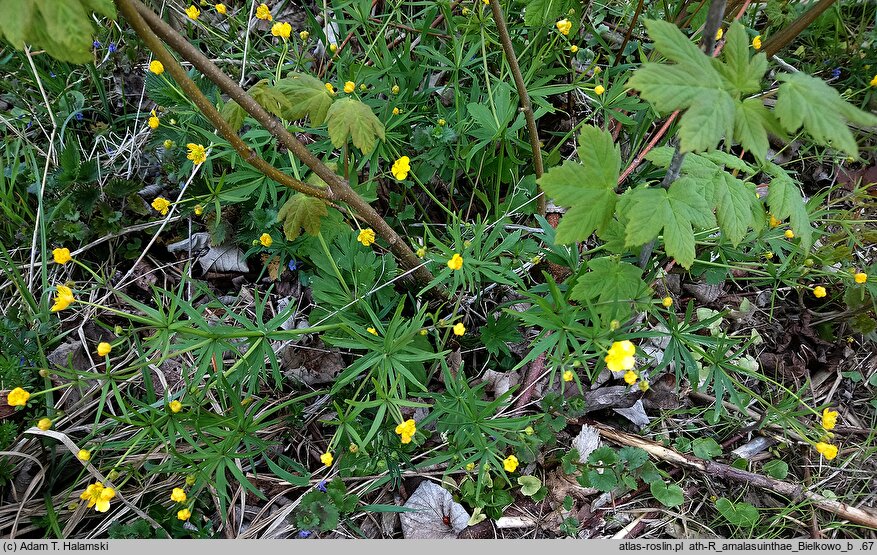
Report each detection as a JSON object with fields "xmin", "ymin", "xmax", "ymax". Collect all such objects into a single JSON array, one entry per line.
[{"xmin": 512, "ymin": 352, "xmax": 545, "ymax": 411}]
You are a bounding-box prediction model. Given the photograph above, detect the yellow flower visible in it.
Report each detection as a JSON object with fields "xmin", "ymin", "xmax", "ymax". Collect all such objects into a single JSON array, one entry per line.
[
  {"xmin": 871, "ymin": 75, "xmax": 877, "ymax": 88},
  {"xmin": 784, "ymin": 229, "xmax": 794, "ymax": 239},
  {"xmin": 447, "ymin": 253, "xmax": 463, "ymax": 271},
  {"xmin": 97, "ymin": 342, "xmax": 112, "ymax": 357},
  {"xmin": 163, "ymin": 139, "xmax": 174, "ymax": 149},
  {"xmin": 661, "ymin": 296, "xmax": 673, "ymax": 308},
  {"xmin": 344, "ymin": 81, "xmax": 355, "ymax": 93},
  {"xmin": 329, "ymin": 43, "xmax": 338, "ymax": 53},
  {"xmin": 367, "ymin": 327, "xmax": 378, "ymax": 336},
  {"xmin": 299, "ymin": 30, "xmax": 309, "ymax": 41},
  {"xmin": 419, "ymin": 328, "xmax": 428, "ymax": 335},
  {"xmin": 255, "ymin": 3, "xmax": 272, "ymax": 20},
  {"xmin": 624, "ymin": 370, "xmax": 638, "ymax": 385},
  {"xmin": 392, "ymin": 107, "xmax": 400, "ymax": 115},
  {"xmin": 391, "ymin": 156, "xmax": 410, "ymax": 180},
  {"xmin": 177, "ymin": 508, "xmax": 192, "ymax": 521},
  {"xmin": 357, "ymin": 228, "xmax": 376, "ymax": 246},
  {"xmin": 391, "ymin": 85, "xmax": 400, "ymax": 95},
  {"xmin": 482, "ymin": 0, "xmax": 489, "ymax": 4},
  {"xmin": 416, "ymin": 246, "xmax": 426, "ymax": 258},
  {"xmin": 320, "ymin": 451, "xmax": 333, "ymax": 466},
  {"xmin": 593, "ymin": 66, "xmax": 602, "ymax": 74},
  {"xmin": 186, "ymin": 474, "xmax": 196, "ymax": 486},
  {"xmin": 605, "ymin": 340, "xmax": 636, "ymax": 372},
  {"xmin": 570, "ymin": 45, "xmax": 579, "ymax": 53},
  {"xmin": 51, "ymin": 285, "xmax": 76, "ymax": 312},
  {"xmin": 395, "ymin": 419, "xmax": 416, "ymax": 444},
  {"xmin": 80, "ymin": 482, "xmax": 116, "ymax": 513},
  {"xmin": 171, "ymin": 488, "xmax": 187, "ymax": 503},
  {"xmin": 152, "ymin": 197, "xmax": 171, "ymax": 216},
  {"xmin": 186, "ymin": 143, "xmax": 207, "ymax": 165},
  {"xmin": 715, "ymin": 28, "xmax": 723, "ymax": 40},
  {"xmin": 821, "ymin": 408, "xmax": 838, "ymax": 431},
  {"xmin": 854, "ymin": 272, "xmax": 868, "ymax": 284},
  {"xmin": 37, "ymin": 417, "xmax": 52, "ymax": 430},
  {"xmin": 594, "ymin": 85, "xmax": 605, "ymax": 95},
  {"xmin": 215, "ymin": 4, "xmax": 227, "ymax": 15},
  {"xmin": 764, "ymin": 252, "xmax": 774, "ymax": 260},
  {"xmin": 813, "ymin": 286, "xmax": 827, "ymax": 298},
  {"xmin": 462, "ymin": 7, "xmax": 470, "ymax": 15},
  {"xmin": 325, "ymin": 83, "xmax": 336, "ymax": 95},
  {"xmin": 78, "ymin": 449, "xmax": 92, "ymax": 462},
  {"xmin": 638, "ymin": 380, "xmax": 650, "ymax": 392},
  {"xmin": 563, "ymin": 370, "xmax": 574, "ymax": 382},
  {"xmin": 453, "ymin": 322, "xmax": 466, "ymax": 336},
  {"xmin": 7, "ymin": 387, "xmax": 30, "ymax": 407},
  {"xmin": 271, "ymin": 22, "xmax": 291, "ymax": 40},
  {"xmin": 169, "ymin": 400, "xmax": 183, "ymax": 413},
  {"xmin": 185, "ymin": 5, "xmax": 200, "ymax": 20},
  {"xmin": 752, "ymin": 35, "xmax": 762, "ymax": 50},
  {"xmin": 149, "ymin": 60, "xmax": 164, "ymax": 74},
  {"xmin": 769, "ymin": 214, "xmax": 781, "ymax": 228},
  {"xmin": 194, "ymin": 204, "xmax": 204, "ymax": 216},
  {"xmin": 503, "ymin": 455, "xmax": 519, "ymax": 473},
  {"xmin": 349, "ymin": 443, "xmax": 359, "ymax": 453},
  {"xmin": 259, "ymin": 233, "xmax": 273, "ymax": 247},
  {"xmin": 465, "ymin": 462, "xmax": 475, "ymax": 471},
  {"xmin": 437, "ymin": 118, "xmax": 446, "ymax": 126},
  {"xmin": 53, "ymin": 248, "xmax": 72, "ymax": 265},
  {"xmin": 815, "ymin": 442, "xmax": 838, "ymax": 460},
  {"xmin": 556, "ymin": 19, "xmax": 572, "ymax": 36}
]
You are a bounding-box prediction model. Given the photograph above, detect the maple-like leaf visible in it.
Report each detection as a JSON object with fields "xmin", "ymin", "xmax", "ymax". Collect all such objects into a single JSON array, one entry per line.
[
  {"xmin": 277, "ymin": 193, "xmax": 328, "ymax": 241},
  {"xmin": 274, "ymin": 72, "xmax": 335, "ymax": 125},
  {"xmin": 325, "ymin": 98, "xmax": 386, "ymax": 155}
]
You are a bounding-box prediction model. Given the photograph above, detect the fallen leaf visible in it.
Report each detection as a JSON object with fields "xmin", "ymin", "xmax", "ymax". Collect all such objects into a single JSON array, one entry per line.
[{"xmin": 400, "ymin": 480, "xmax": 470, "ymax": 539}]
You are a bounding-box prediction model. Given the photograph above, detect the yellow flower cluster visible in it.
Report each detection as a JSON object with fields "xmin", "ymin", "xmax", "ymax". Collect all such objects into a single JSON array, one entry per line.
[
  {"xmin": 556, "ymin": 19, "xmax": 572, "ymax": 36},
  {"xmin": 271, "ymin": 22, "xmax": 291, "ymax": 40},
  {"xmin": 149, "ymin": 60, "xmax": 164, "ymax": 75},
  {"xmin": 177, "ymin": 508, "xmax": 191, "ymax": 521},
  {"xmin": 169, "ymin": 400, "xmax": 183, "ymax": 413},
  {"xmin": 813, "ymin": 286, "xmax": 827, "ymax": 298},
  {"xmin": 344, "ymin": 81, "xmax": 356, "ymax": 94},
  {"xmin": 255, "ymin": 3, "xmax": 272, "ymax": 21},
  {"xmin": 97, "ymin": 342, "xmax": 112, "ymax": 356},
  {"xmin": 395, "ymin": 418, "xmax": 417, "ymax": 444},
  {"xmin": 171, "ymin": 487, "xmax": 187, "ymax": 503},
  {"xmin": 80, "ymin": 482, "xmax": 116, "ymax": 512},
  {"xmin": 854, "ymin": 272, "xmax": 868, "ymax": 284},
  {"xmin": 215, "ymin": 4, "xmax": 227, "ymax": 15},
  {"xmin": 453, "ymin": 322, "xmax": 466, "ymax": 336},
  {"xmin": 152, "ymin": 197, "xmax": 171, "ymax": 216},
  {"xmin": 37, "ymin": 417, "xmax": 52, "ymax": 430},
  {"xmin": 259, "ymin": 233, "xmax": 273, "ymax": 247},
  {"xmin": 562, "ymin": 370, "xmax": 574, "ymax": 382},
  {"xmin": 815, "ymin": 442, "xmax": 838, "ymax": 460},
  {"xmin": 752, "ymin": 35, "xmax": 762, "ymax": 50}
]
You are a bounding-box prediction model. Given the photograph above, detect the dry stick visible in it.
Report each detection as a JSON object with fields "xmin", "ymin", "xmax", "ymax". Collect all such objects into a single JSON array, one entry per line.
[
  {"xmin": 613, "ymin": 0, "xmax": 645, "ymax": 67},
  {"xmin": 761, "ymin": 0, "xmax": 837, "ymax": 58},
  {"xmin": 488, "ymin": 0, "xmax": 546, "ymax": 216},
  {"xmin": 584, "ymin": 420, "xmax": 877, "ymax": 529},
  {"xmin": 119, "ymin": 0, "xmax": 437, "ymax": 290}
]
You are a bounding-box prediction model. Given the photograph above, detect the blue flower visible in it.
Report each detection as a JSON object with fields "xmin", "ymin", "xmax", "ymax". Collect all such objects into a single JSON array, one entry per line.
[
  {"xmin": 297, "ymin": 530, "xmax": 312, "ymax": 539},
  {"xmin": 830, "ymin": 67, "xmax": 841, "ymax": 79},
  {"xmin": 108, "ymin": 43, "xmax": 118, "ymax": 53},
  {"xmin": 316, "ymin": 480, "xmax": 327, "ymax": 492},
  {"xmin": 49, "ymin": 72, "xmax": 55, "ymax": 78},
  {"xmin": 74, "ymin": 112, "xmax": 84, "ymax": 121},
  {"xmin": 287, "ymin": 259, "xmax": 299, "ymax": 271},
  {"xmin": 93, "ymin": 40, "xmax": 101, "ymax": 48}
]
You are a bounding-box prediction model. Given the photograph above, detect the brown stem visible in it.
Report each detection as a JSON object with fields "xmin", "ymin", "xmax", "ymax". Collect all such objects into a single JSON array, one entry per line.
[
  {"xmin": 118, "ymin": 0, "xmax": 436, "ymax": 289},
  {"xmin": 761, "ymin": 0, "xmax": 836, "ymax": 58},
  {"xmin": 488, "ymin": 0, "xmax": 546, "ymax": 215},
  {"xmin": 614, "ymin": 0, "xmax": 645, "ymax": 67}
]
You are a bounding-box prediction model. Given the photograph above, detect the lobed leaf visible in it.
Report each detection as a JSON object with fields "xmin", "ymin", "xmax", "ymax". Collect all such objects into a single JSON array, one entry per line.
[
  {"xmin": 277, "ymin": 194, "xmax": 329, "ymax": 241},
  {"xmin": 325, "ymin": 98, "xmax": 386, "ymax": 155},
  {"xmin": 275, "ymin": 72, "xmax": 335, "ymax": 125}
]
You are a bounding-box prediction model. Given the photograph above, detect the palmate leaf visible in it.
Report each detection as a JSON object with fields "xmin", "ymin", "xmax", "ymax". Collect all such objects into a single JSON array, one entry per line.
[
  {"xmin": 538, "ymin": 125, "xmax": 619, "ymax": 243},
  {"xmin": 714, "ymin": 173, "xmax": 760, "ymax": 246},
  {"xmin": 275, "ymin": 72, "xmax": 335, "ymax": 125},
  {"xmin": 775, "ymin": 72, "xmax": 877, "ymax": 158},
  {"xmin": 325, "ymin": 98, "xmax": 386, "ymax": 155},
  {"xmin": 523, "ymin": 0, "xmax": 570, "ymax": 28},
  {"xmin": 248, "ymin": 80, "xmax": 293, "ymax": 119},
  {"xmin": 764, "ymin": 163, "xmax": 813, "ymax": 250},
  {"xmin": 220, "ymin": 100, "xmax": 247, "ymax": 133},
  {"xmin": 277, "ymin": 194, "xmax": 329, "ymax": 241},
  {"xmin": 571, "ymin": 257, "xmax": 651, "ymax": 321}
]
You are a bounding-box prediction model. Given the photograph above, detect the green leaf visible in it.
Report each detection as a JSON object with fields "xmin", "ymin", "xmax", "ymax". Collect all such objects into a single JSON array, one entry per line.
[
  {"xmin": 586, "ymin": 468, "xmax": 618, "ymax": 492},
  {"xmin": 571, "ymin": 257, "xmax": 651, "ymax": 320},
  {"xmin": 220, "ymin": 100, "xmax": 247, "ymax": 133},
  {"xmin": 248, "ymin": 80, "xmax": 293, "ymax": 119},
  {"xmin": 734, "ymin": 98, "xmax": 772, "ymax": 161},
  {"xmin": 325, "ymin": 98, "xmax": 386, "ymax": 155},
  {"xmin": 715, "ymin": 498, "xmax": 759, "ymax": 528},
  {"xmin": 718, "ymin": 22, "xmax": 767, "ymax": 94},
  {"xmin": 80, "ymin": 0, "xmax": 116, "ymax": 18},
  {"xmin": 517, "ymin": 476, "xmax": 542, "ymax": 497},
  {"xmin": 650, "ymin": 481, "xmax": 684, "ymax": 507},
  {"xmin": 480, "ymin": 313, "xmax": 522, "ymax": 357},
  {"xmin": 714, "ymin": 173, "xmax": 756, "ymax": 246},
  {"xmin": 691, "ymin": 437, "xmax": 722, "ymax": 460},
  {"xmin": 618, "ymin": 446, "xmax": 649, "ymax": 470},
  {"xmin": 275, "ymin": 72, "xmax": 335, "ymax": 125},
  {"xmin": 0, "ymin": 0, "xmax": 35, "ymax": 48},
  {"xmin": 775, "ymin": 72, "xmax": 877, "ymax": 158},
  {"xmin": 539, "ymin": 126, "xmax": 620, "ymax": 242},
  {"xmin": 33, "ymin": 0, "xmax": 94, "ymax": 64},
  {"xmin": 765, "ymin": 163, "xmax": 813, "ymax": 250},
  {"xmin": 762, "ymin": 459, "xmax": 789, "ymax": 479},
  {"xmin": 277, "ymin": 194, "xmax": 329, "ymax": 241},
  {"xmin": 523, "ymin": 0, "xmax": 567, "ymax": 28}
]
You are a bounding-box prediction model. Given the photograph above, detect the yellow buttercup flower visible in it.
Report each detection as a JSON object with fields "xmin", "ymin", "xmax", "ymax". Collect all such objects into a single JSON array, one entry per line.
[
  {"xmin": 395, "ymin": 419, "xmax": 416, "ymax": 444},
  {"xmin": 391, "ymin": 156, "xmax": 410, "ymax": 180},
  {"xmin": 171, "ymin": 488, "xmax": 187, "ymax": 503},
  {"xmin": 503, "ymin": 455, "xmax": 519, "ymax": 473},
  {"xmin": 623, "ymin": 370, "xmax": 638, "ymax": 385},
  {"xmin": 255, "ymin": 3, "xmax": 272, "ymax": 20},
  {"xmin": 97, "ymin": 342, "xmax": 112, "ymax": 357},
  {"xmin": 163, "ymin": 139, "xmax": 174, "ymax": 149},
  {"xmin": 80, "ymin": 482, "xmax": 116, "ymax": 513},
  {"xmin": 271, "ymin": 22, "xmax": 291, "ymax": 40},
  {"xmin": 752, "ymin": 35, "xmax": 762, "ymax": 50},
  {"xmin": 416, "ymin": 246, "xmax": 426, "ymax": 258},
  {"xmin": 357, "ymin": 228, "xmax": 376, "ymax": 246},
  {"xmin": 329, "ymin": 43, "xmax": 338, "ymax": 53},
  {"xmin": 784, "ymin": 229, "xmax": 794, "ymax": 239},
  {"xmin": 871, "ymin": 75, "xmax": 877, "ymax": 88},
  {"xmin": 215, "ymin": 4, "xmax": 227, "ymax": 15},
  {"xmin": 148, "ymin": 115, "xmax": 160, "ymax": 129},
  {"xmin": 78, "ymin": 449, "xmax": 91, "ymax": 462},
  {"xmin": 391, "ymin": 85, "xmax": 400, "ymax": 95},
  {"xmin": 194, "ymin": 204, "xmax": 204, "ymax": 216},
  {"xmin": 185, "ymin": 5, "xmax": 200, "ymax": 20},
  {"xmin": 854, "ymin": 272, "xmax": 868, "ymax": 284},
  {"xmin": 186, "ymin": 143, "xmax": 207, "ymax": 165},
  {"xmin": 661, "ymin": 296, "xmax": 673, "ymax": 308},
  {"xmin": 366, "ymin": 327, "xmax": 378, "ymax": 336},
  {"xmin": 37, "ymin": 418, "xmax": 52, "ymax": 431},
  {"xmin": 53, "ymin": 248, "xmax": 72, "ymax": 265},
  {"xmin": 325, "ymin": 83, "xmax": 336, "ymax": 95},
  {"xmin": 392, "ymin": 107, "xmax": 400, "ymax": 115},
  {"xmin": 769, "ymin": 214, "xmax": 781, "ymax": 228},
  {"xmin": 715, "ymin": 28, "xmax": 723, "ymax": 40},
  {"xmin": 815, "ymin": 442, "xmax": 838, "ymax": 460},
  {"xmin": 169, "ymin": 400, "xmax": 183, "ymax": 413},
  {"xmin": 447, "ymin": 253, "xmax": 463, "ymax": 271},
  {"xmin": 51, "ymin": 285, "xmax": 76, "ymax": 312},
  {"xmin": 821, "ymin": 408, "xmax": 838, "ymax": 431},
  {"xmin": 563, "ymin": 370, "xmax": 574, "ymax": 382},
  {"xmin": 638, "ymin": 380, "xmax": 650, "ymax": 392},
  {"xmin": 259, "ymin": 233, "xmax": 273, "ymax": 247},
  {"xmin": 152, "ymin": 197, "xmax": 171, "ymax": 216},
  {"xmin": 556, "ymin": 19, "xmax": 572, "ymax": 36},
  {"xmin": 813, "ymin": 286, "xmax": 827, "ymax": 298},
  {"xmin": 299, "ymin": 30, "xmax": 309, "ymax": 41},
  {"xmin": 344, "ymin": 81, "xmax": 355, "ymax": 93},
  {"xmin": 594, "ymin": 85, "xmax": 605, "ymax": 95},
  {"xmin": 453, "ymin": 322, "xmax": 466, "ymax": 336},
  {"xmin": 465, "ymin": 462, "xmax": 475, "ymax": 471},
  {"xmin": 177, "ymin": 508, "xmax": 192, "ymax": 521},
  {"xmin": 320, "ymin": 451, "xmax": 333, "ymax": 466},
  {"xmin": 570, "ymin": 45, "xmax": 579, "ymax": 53},
  {"xmin": 605, "ymin": 340, "xmax": 636, "ymax": 372},
  {"xmin": 149, "ymin": 60, "xmax": 164, "ymax": 74},
  {"xmin": 7, "ymin": 387, "xmax": 30, "ymax": 407}
]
